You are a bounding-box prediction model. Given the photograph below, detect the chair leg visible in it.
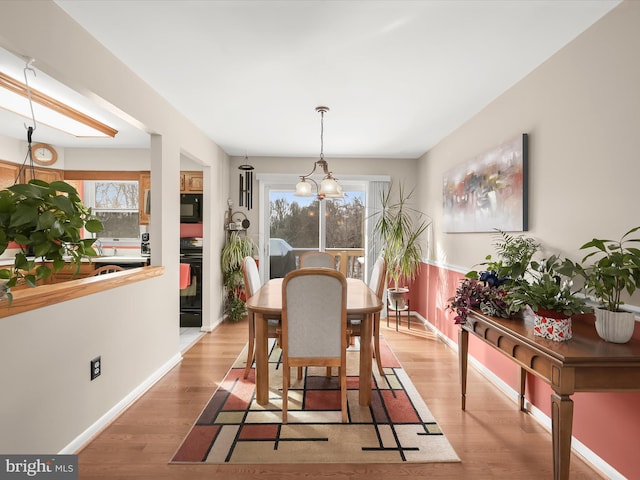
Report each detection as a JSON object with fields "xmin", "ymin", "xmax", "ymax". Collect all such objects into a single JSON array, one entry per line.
[
  {"xmin": 282, "ymin": 366, "xmax": 289, "ymax": 424},
  {"xmin": 243, "ymin": 313, "xmax": 255, "ymax": 379},
  {"xmin": 340, "ymin": 364, "xmax": 347, "ymax": 423},
  {"xmin": 326, "ymin": 367, "xmax": 332, "ymax": 377},
  {"xmin": 373, "ymin": 313, "xmax": 384, "ymax": 376},
  {"xmin": 297, "ymin": 366, "xmax": 303, "ymax": 380}
]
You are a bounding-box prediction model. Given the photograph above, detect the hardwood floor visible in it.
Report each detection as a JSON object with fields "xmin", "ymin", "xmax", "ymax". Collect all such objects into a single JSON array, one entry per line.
[{"xmin": 77, "ymin": 317, "xmax": 604, "ymax": 479}]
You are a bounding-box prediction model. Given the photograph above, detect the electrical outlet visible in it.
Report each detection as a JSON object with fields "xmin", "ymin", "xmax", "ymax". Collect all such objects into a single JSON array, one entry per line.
[{"xmin": 90, "ymin": 356, "xmax": 101, "ymax": 381}]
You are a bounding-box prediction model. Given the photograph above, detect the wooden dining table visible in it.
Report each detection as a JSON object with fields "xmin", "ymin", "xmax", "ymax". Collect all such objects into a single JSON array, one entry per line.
[{"xmin": 245, "ymin": 277, "xmax": 383, "ymax": 406}]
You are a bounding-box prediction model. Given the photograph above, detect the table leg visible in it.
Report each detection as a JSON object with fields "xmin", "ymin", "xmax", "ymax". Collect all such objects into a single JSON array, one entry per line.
[
  {"xmin": 459, "ymin": 328, "xmax": 468, "ymax": 411},
  {"xmin": 519, "ymin": 367, "xmax": 527, "ymax": 412},
  {"xmin": 359, "ymin": 312, "xmax": 373, "ymax": 405},
  {"xmin": 255, "ymin": 312, "xmax": 269, "ymax": 405},
  {"xmin": 551, "ymin": 393, "xmax": 574, "ymax": 480}
]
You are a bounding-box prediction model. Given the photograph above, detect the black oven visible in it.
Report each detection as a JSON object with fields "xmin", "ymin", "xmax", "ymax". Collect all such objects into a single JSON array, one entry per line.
[
  {"xmin": 180, "ymin": 238, "xmax": 203, "ymax": 327},
  {"xmin": 180, "ymin": 194, "xmax": 203, "ymax": 223}
]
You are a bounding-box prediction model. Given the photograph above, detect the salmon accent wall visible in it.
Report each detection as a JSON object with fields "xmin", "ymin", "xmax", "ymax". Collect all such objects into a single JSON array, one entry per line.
[{"xmin": 412, "ymin": 261, "xmax": 640, "ymax": 479}]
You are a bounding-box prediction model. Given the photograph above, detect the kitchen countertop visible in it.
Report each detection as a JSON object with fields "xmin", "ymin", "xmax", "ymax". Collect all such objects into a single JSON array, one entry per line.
[{"xmin": 0, "ymin": 255, "xmax": 149, "ymax": 267}]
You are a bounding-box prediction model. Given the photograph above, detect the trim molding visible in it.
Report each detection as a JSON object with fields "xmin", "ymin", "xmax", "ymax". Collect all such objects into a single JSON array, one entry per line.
[
  {"xmin": 414, "ymin": 311, "xmax": 624, "ymax": 480},
  {"xmin": 60, "ymin": 352, "xmax": 183, "ymax": 454}
]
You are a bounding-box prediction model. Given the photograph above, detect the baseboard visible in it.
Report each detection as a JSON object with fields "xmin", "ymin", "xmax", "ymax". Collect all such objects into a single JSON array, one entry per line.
[
  {"xmin": 60, "ymin": 352, "xmax": 183, "ymax": 454},
  {"xmin": 416, "ymin": 313, "xmax": 624, "ymax": 480}
]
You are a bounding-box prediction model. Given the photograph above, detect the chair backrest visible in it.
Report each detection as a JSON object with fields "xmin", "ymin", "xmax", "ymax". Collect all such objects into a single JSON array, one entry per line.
[
  {"xmin": 282, "ymin": 268, "xmax": 347, "ymax": 359},
  {"xmin": 299, "ymin": 251, "xmax": 335, "ymax": 269},
  {"xmin": 91, "ymin": 265, "xmax": 125, "ymax": 276},
  {"xmin": 369, "ymin": 257, "xmax": 386, "ymax": 299},
  {"xmin": 242, "ymin": 256, "xmax": 261, "ymax": 297}
]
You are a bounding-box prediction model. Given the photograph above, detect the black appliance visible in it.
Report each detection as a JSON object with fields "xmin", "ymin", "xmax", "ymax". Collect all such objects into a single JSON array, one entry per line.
[
  {"xmin": 180, "ymin": 194, "xmax": 203, "ymax": 223},
  {"xmin": 179, "ymin": 237, "xmax": 203, "ymax": 327},
  {"xmin": 141, "ymin": 232, "xmax": 151, "ymax": 257}
]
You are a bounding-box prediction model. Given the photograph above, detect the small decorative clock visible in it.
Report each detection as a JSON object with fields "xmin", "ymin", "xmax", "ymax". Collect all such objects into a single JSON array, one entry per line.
[{"xmin": 31, "ymin": 143, "xmax": 58, "ymax": 166}]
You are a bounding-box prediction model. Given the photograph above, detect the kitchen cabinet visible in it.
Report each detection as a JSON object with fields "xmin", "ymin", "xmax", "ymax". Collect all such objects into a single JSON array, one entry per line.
[
  {"xmin": 24, "ymin": 167, "xmax": 64, "ymax": 183},
  {"xmin": 0, "ymin": 162, "xmax": 21, "ymax": 189},
  {"xmin": 139, "ymin": 172, "xmax": 151, "ymax": 225},
  {"xmin": 180, "ymin": 171, "xmax": 203, "ymax": 193}
]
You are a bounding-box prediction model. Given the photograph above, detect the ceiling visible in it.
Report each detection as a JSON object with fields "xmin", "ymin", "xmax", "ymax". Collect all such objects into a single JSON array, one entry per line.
[{"xmin": 0, "ymin": 1, "xmax": 621, "ymax": 158}]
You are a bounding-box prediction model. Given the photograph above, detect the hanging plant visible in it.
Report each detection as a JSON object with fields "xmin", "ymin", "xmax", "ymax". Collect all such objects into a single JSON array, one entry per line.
[{"xmin": 0, "ymin": 179, "xmax": 103, "ymax": 298}]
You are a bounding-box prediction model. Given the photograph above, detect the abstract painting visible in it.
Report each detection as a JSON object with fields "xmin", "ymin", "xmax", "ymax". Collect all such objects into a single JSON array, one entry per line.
[{"xmin": 443, "ymin": 133, "xmax": 528, "ymax": 233}]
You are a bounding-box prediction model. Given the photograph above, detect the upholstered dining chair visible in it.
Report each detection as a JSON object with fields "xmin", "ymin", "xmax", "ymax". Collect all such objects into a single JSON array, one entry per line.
[
  {"xmin": 241, "ymin": 256, "xmax": 280, "ymax": 379},
  {"xmin": 299, "ymin": 251, "xmax": 335, "ymax": 269},
  {"xmin": 281, "ymin": 267, "xmax": 348, "ymax": 424},
  {"xmin": 348, "ymin": 257, "xmax": 386, "ymax": 376}
]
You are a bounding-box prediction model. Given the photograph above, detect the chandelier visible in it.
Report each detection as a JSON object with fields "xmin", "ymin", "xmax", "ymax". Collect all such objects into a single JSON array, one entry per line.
[{"xmin": 295, "ymin": 106, "xmax": 343, "ymax": 199}]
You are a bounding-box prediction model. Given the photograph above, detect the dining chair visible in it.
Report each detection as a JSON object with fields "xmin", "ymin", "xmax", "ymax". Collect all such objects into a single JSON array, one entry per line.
[
  {"xmin": 91, "ymin": 265, "xmax": 125, "ymax": 276},
  {"xmin": 241, "ymin": 256, "xmax": 280, "ymax": 379},
  {"xmin": 299, "ymin": 251, "xmax": 335, "ymax": 269},
  {"xmin": 348, "ymin": 257, "xmax": 386, "ymax": 376},
  {"xmin": 281, "ymin": 267, "xmax": 348, "ymax": 424}
]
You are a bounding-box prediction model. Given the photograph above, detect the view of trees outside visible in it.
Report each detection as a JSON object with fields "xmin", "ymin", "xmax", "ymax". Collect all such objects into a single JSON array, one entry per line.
[
  {"xmin": 91, "ymin": 181, "xmax": 140, "ymax": 239},
  {"xmin": 269, "ymin": 190, "xmax": 364, "ymax": 249}
]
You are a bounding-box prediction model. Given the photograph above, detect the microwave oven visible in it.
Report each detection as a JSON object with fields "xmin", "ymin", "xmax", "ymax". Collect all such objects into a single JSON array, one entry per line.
[{"xmin": 180, "ymin": 194, "xmax": 203, "ymax": 223}]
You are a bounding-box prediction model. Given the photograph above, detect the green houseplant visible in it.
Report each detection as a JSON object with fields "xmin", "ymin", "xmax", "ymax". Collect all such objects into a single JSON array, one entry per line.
[
  {"xmin": 221, "ymin": 232, "xmax": 256, "ymax": 322},
  {"xmin": 506, "ymin": 255, "xmax": 591, "ymax": 319},
  {"xmin": 560, "ymin": 227, "xmax": 640, "ymax": 343},
  {"xmin": 373, "ymin": 182, "xmax": 431, "ymax": 310},
  {"xmin": 0, "ymin": 180, "xmax": 103, "ymax": 300},
  {"xmin": 447, "ymin": 231, "xmax": 540, "ymax": 324}
]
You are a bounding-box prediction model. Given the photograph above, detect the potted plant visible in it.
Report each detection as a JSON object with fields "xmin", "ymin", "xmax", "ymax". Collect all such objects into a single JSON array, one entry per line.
[
  {"xmin": 506, "ymin": 256, "xmax": 591, "ymax": 342},
  {"xmin": 447, "ymin": 230, "xmax": 540, "ymax": 324},
  {"xmin": 221, "ymin": 231, "xmax": 256, "ymax": 322},
  {"xmin": 560, "ymin": 227, "xmax": 640, "ymax": 343},
  {"xmin": 373, "ymin": 182, "xmax": 431, "ymax": 310},
  {"xmin": 0, "ymin": 180, "xmax": 103, "ymax": 301}
]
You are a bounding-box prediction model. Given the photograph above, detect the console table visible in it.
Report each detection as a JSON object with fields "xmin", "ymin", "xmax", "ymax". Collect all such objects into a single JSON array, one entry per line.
[{"xmin": 459, "ymin": 310, "xmax": 640, "ymax": 480}]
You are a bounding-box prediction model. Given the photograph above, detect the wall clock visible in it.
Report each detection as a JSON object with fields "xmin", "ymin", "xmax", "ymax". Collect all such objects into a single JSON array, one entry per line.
[{"xmin": 31, "ymin": 143, "xmax": 58, "ymax": 166}]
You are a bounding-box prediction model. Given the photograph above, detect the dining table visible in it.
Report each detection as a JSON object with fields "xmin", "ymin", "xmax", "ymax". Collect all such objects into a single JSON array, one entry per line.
[{"xmin": 245, "ymin": 276, "xmax": 383, "ymax": 406}]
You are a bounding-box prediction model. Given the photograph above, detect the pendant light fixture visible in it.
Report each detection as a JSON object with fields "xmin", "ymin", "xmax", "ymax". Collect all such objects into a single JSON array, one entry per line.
[{"xmin": 295, "ymin": 106, "xmax": 343, "ymax": 200}]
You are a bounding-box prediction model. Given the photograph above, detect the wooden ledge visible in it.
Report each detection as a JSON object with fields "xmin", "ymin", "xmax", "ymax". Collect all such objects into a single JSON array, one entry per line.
[{"xmin": 0, "ymin": 266, "xmax": 164, "ymax": 319}]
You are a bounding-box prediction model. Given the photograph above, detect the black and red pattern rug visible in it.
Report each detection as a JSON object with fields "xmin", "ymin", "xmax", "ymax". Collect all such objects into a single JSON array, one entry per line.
[{"xmin": 171, "ymin": 337, "xmax": 459, "ymax": 464}]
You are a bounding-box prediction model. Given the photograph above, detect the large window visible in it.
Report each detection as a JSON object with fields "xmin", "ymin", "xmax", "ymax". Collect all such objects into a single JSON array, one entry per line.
[{"xmin": 83, "ymin": 181, "xmax": 140, "ymax": 240}]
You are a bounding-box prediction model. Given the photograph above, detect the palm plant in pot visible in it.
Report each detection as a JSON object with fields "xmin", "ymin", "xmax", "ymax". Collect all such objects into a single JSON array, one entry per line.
[
  {"xmin": 373, "ymin": 183, "xmax": 431, "ymax": 310},
  {"xmin": 0, "ymin": 180, "xmax": 103, "ymax": 301},
  {"xmin": 559, "ymin": 227, "xmax": 640, "ymax": 343}
]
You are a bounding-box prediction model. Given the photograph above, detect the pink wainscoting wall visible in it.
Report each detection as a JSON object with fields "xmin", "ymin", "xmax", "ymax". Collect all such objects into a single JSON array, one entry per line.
[{"xmin": 408, "ymin": 261, "xmax": 640, "ymax": 479}]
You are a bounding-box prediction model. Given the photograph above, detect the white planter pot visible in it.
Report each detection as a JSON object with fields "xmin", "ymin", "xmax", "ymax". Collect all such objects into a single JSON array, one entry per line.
[
  {"xmin": 388, "ymin": 287, "xmax": 409, "ymax": 310},
  {"xmin": 594, "ymin": 308, "xmax": 636, "ymax": 344}
]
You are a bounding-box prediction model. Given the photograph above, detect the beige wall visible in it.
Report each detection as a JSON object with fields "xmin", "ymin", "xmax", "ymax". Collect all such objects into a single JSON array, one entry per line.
[
  {"xmin": 417, "ymin": 3, "xmax": 640, "ymax": 477},
  {"xmin": 420, "ymin": 1, "xmax": 640, "ymax": 286},
  {"xmin": 0, "ymin": 0, "xmax": 228, "ymax": 453}
]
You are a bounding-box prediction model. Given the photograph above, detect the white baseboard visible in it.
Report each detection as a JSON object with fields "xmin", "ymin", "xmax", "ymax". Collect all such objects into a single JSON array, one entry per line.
[
  {"xmin": 415, "ymin": 313, "xmax": 624, "ymax": 480},
  {"xmin": 59, "ymin": 352, "xmax": 183, "ymax": 454}
]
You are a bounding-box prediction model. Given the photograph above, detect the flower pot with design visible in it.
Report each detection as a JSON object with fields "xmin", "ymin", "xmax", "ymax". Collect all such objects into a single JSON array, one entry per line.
[
  {"xmin": 594, "ymin": 308, "xmax": 636, "ymax": 343},
  {"xmin": 533, "ymin": 309, "xmax": 573, "ymax": 342}
]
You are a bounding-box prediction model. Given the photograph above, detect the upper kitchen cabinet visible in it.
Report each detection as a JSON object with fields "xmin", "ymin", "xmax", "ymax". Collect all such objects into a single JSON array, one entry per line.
[
  {"xmin": 139, "ymin": 172, "xmax": 151, "ymax": 225},
  {"xmin": 180, "ymin": 171, "xmax": 203, "ymax": 193},
  {"xmin": 0, "ymin": 161, "xmax": 21, "ymax": 189},
  {"xmin": 24, "ymin": 167, "xmax": 64, "ymax": 184}
]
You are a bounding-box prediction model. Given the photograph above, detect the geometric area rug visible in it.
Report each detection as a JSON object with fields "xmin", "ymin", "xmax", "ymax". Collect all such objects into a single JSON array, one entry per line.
[{"xmin": 171, "ymin": 337, "xmax": 460, "ymax": 464}]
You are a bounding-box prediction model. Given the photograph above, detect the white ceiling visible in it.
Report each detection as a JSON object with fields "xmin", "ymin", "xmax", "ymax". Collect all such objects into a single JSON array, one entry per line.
[{"xmin": 1, "ymin": 1, "xmax": 621, "ymax": 158}]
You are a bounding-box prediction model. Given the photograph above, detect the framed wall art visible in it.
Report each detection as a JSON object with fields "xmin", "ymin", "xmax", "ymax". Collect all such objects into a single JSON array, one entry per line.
[{"xmin": 443, "ymin": 133, "xmax": 528, "ymax": 233}]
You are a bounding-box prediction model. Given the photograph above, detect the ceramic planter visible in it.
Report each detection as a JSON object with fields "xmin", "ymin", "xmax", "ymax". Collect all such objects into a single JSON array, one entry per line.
[
  {"xmin": 533, "ymin": 310, "xmax": 572, "ymax": 342},
  {"xmin": 594, "ymin": 308, "xmax": 636, "ymax": 343},
  {"xmin": 388, "ymin": 287, "xmax": 409, "ymax": 310}
]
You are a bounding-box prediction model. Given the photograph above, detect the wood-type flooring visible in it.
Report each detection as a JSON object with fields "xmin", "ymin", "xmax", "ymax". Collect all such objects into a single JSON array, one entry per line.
[{"xmin": 77, "ymin": 316, "xmax": 604, "ymax": 479}]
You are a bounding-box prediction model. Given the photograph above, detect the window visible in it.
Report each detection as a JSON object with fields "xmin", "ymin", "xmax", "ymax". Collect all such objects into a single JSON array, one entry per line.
[{"xmin": 83, "ymin": 181, "xmax": 140, "ymax": 240}]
